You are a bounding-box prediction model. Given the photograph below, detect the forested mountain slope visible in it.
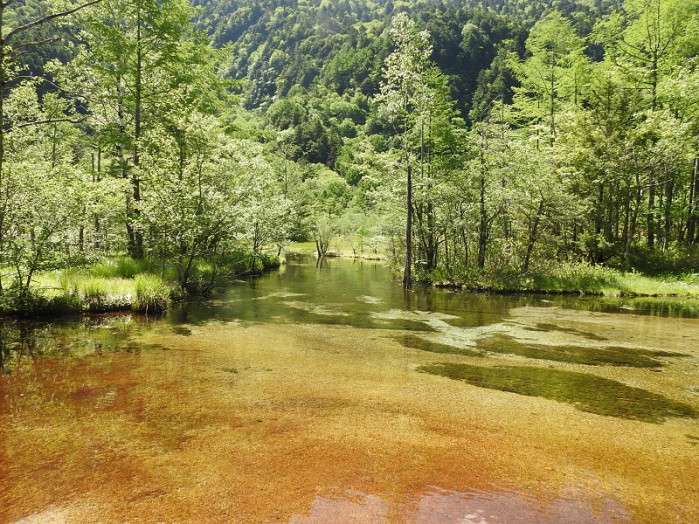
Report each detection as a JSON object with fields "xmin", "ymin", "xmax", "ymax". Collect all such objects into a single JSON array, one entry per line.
[{"xmin": 191, "ymin": 0, "xmax": 621, "ymax": 113}]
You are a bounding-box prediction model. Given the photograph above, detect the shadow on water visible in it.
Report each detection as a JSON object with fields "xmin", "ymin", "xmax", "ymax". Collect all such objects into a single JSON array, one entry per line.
[
  {"xmin": 418, "ymin": 363, "xmax": 697, "ymax": 423},
  {"xmin": 477, "ymin": 334, "xmax": 687, "ymax": 368},
  {"xmin": 524, "ymin": 323, "xmax": 608, "ymax": 341},
  {"xmin": 395, "ymin": 334, "xmax": 483, "ymax": 357},
  {"xmin": 393, "ymin": 332, "xmax": 688, "ymax": 368}
]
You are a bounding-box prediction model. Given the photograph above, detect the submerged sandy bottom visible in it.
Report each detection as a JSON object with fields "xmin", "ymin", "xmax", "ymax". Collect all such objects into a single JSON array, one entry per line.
[{"xmin": 1, "ymin": 307, "xmax": 698, "ymax": 523}]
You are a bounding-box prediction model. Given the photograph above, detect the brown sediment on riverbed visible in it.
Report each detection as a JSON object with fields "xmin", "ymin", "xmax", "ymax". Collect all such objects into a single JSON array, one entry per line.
[{"xmin": 1, "ymin": 310, "xmax": 698, "ymax": 522}]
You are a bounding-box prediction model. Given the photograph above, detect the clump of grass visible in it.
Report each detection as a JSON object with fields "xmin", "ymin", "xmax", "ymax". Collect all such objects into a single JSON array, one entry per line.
[
  {"xmin": 133, "ymin": 274, "xmax": 171, "ymax": 313},
  {"xmin": 55, "ymin": 272, "xmax": 135, "ymax": 312},
  {"xmin": 34, "ymin": 265, "xmax": 175, "ymax": 313},
  {"xmin": 530, "ymin": 263, "xmax": 622, "ymax": 293},
  {"xmin": 611, "ymin": 272, "xmax": 699, "ymax": 298},
  {"xmin": 2, "ymin": 250, "xmax": 281, "ymax": 317},
  {"xmin": 89, "ymin": 257, "xmax": 159, "ymax": 279}
]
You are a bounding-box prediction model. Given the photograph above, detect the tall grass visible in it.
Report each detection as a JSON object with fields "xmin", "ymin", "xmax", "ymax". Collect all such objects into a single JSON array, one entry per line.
[
  {"xmin": 89, "ymin": 257, "xmax": 160, "ymax": 279},
  {"xmin": 2, "ymin": 252, "xmax": 281, "ymax": 317},
  {"xmin": 21, "ymin": 260, "xmax": 176, "ymax": 314},
  {"xmin": 133, "ymin": 274, "xmax": 172, "ymax": 313}
]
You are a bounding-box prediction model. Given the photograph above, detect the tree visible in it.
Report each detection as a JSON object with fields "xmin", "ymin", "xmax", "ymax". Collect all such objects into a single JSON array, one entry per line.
[
  {"xmin": 1, "ymin": 81, "xmax": 90, "ymax": 299},
  {"xmin": 511, "ymin": 10, "xmax": 588, "ymax": 142},
  {"xmin": 140, "ymin": 114, "xmax": 253, "ymax": 288},
  {"xmin": 376, "ymin": 13, "xmax": 433, "ymax": 288},
  {"xmin": 601, "ymin": 0, "xmax": 699, "ymax": 247},
  {"xmin": 0, "ymin": 0, "xmax": 102, "ymax": 295},
  {"xmin": 65, "ymin": 0, "xmax": 193, "ymax": 259}
]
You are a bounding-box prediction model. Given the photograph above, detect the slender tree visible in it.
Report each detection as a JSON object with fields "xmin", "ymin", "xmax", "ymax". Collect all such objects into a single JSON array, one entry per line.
[
  {"xmin": 376, "ymin": 13, "xmax": 434, "ymax": 288},
  {"xmin": 512, "ymin": 10, "xmax": 588, "ymax": 143}
]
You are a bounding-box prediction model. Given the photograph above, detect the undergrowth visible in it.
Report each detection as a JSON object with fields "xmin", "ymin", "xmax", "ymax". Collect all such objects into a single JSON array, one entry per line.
[
  {"xmin": 429, "ymin": 261, "xmax": 699, "ymax": 297},
  {"xmin": 0, "ymin": 253, "xmax": 279, "ymax": 317}
]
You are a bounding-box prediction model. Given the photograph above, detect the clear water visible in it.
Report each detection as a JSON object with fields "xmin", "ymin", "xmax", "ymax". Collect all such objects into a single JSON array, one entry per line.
[{"xmin": 1, "ymin": 255, "xmax": 698, "ymax": 522}]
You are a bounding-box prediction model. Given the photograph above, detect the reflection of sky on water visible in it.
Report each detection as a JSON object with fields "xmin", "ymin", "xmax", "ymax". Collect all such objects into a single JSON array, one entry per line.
[{"xmin": 292, "ymin": 485, "xmax": 630, "ymax": 523}]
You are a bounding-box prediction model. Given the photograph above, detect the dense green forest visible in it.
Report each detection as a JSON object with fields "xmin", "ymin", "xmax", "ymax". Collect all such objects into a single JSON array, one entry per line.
[{"xmin": 0, "ymin": 0, "xmax": 697, "ymax": 312}]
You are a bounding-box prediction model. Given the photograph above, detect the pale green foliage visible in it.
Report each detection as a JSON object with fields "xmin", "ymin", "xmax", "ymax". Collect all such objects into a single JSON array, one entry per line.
[
  {"xmin": 0, "ymin": 84, "xmax": 90, "ymax": 296},
  {"xmin": 300, "ymin": 166, "xmax": 353, "ymax": 256},
  {"xmin": 611, "ymin": 0, "xmax": 699, "ymax": 109},
  {"xmin": 376, "ymin": 12, "xmax": 433, "ymax": 130},
  {"xmin": 512, "ymin": 10, "xmax": 589, "ymax": 139},
  {"xmin": 139, "ymin": 108, "xmax": 292, "ymax": 284},
  {"xmin": 235, "ymin": 142, "xmax": 295, "ymax": 259}
]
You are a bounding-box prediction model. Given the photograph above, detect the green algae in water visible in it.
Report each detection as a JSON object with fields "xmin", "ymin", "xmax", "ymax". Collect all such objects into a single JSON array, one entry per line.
[
  {"xmin": 395, "ymin": 334, "xmax": 483, "ymax": 356},
  {"xmin": 418, "ymin": 363, "xmax": 697, "ymax": 423},
  {"xmin": 524, "ymin": 323, "xmax": 608, "ymax": 341},
  {"xmin": 478, "ymin": 334, "xmax": 686, "ymax": 368}
]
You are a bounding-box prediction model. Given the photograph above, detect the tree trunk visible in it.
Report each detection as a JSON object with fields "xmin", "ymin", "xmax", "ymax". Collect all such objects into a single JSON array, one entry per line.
[
  {"xmin": 687, "ymin": 158, "xmax": 698, "ymax": 244},
  {"xmin": 0, "ymin": 8, "xmax": 5, "ymax": 296},
  {"xmin": 647, "ymin": 181, "xmax": 655, "ymax": 248},
  {"xmin": 459, "ymin": 206, "xmax": 469, "ymax": 267},
  {"xmin": 625, "ymin": 172, "xmax": 643, "ymax": 270},
  {"xmin": 131, "ymin": 1, "xmax": 144, "ymax": 259},
  {"xmin": 403, "ymin": 163, "xmax": 412, "ymax": 288},
  {"xmin": 477, "ymin": 174, "xmax": 487, "ymax": 269},
  {"xmin": 522, "ymin": 196, "xmax": 545, "ymax": 273},
  {"xmin": 662, "ymin": 176, "xmax": 674, "ymax": 251}
]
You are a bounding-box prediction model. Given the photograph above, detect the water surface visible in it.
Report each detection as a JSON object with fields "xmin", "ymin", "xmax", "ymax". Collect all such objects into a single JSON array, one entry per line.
[{"xmin": 1, "ymin": 255, "xmax": 698, "ymax": 522}]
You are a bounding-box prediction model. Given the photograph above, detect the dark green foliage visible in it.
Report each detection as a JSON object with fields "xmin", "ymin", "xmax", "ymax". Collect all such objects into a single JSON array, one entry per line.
[
  {"xmin": 193, "ymin": 1, "xmax": 526, "ymax": 117},
  {"xmin": 191, "ymin": 1, "xmax": 621, "ymax": 116},
  {"xmin": 3, "ymin": 0, "xmax": 78, "ymax": 90}
]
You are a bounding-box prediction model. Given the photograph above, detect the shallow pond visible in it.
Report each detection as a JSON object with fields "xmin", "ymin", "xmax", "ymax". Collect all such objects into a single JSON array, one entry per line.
[{"xmin": 1, "ymin": 255, "xmax": 698, "ymax": 522}]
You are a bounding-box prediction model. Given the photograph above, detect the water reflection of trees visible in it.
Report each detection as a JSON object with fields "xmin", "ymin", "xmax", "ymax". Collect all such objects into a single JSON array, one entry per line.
[{"xmin": 0, "ymin": 316, "xmax": 147, "ymax": 374}]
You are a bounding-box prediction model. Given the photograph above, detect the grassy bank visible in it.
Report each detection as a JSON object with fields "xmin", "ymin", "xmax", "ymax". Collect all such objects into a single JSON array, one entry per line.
[
  {"xmin": 0, "ymin": 252, "xmax": 281, "ymax": 317},
  {"xmin": 290, "ymin": 238, "xmax": 698, "ymax": 298},
  {"xmin": 429, "ymin": 262, "xmax": 699, "ymax": 298}
]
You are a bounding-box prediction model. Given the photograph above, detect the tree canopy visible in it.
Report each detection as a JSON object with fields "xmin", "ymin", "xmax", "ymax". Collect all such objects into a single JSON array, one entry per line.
[{"xmin": 0, "ymin": 0, "xmax": 697, "ymax": 304}]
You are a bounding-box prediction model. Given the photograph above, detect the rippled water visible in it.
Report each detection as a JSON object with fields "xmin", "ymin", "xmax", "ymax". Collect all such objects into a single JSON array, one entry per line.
[{"xmin": 1, "ymin": 255, "xmax": 698, "ymax": 522}]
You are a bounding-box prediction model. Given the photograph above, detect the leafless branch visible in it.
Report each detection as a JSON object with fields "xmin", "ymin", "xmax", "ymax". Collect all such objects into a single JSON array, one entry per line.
[
  {"xmin": 7, "ymin": 117, "xmax": 85, "ymax": 133},
  {"xmin": 11, "ymin": 36, "xmax": 60, "ymax": 50}
]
